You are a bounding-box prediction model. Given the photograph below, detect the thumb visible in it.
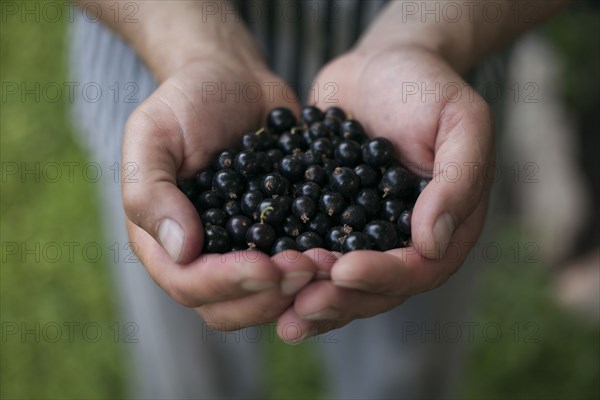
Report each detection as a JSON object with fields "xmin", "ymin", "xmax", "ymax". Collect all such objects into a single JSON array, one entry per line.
[
  {"xmin": 411, "ymin": 98, "xmax": 495, "ymax": 260},
  {"xmin": 122, "ymin": 108, "xmax": 202, "ymax": 264}
]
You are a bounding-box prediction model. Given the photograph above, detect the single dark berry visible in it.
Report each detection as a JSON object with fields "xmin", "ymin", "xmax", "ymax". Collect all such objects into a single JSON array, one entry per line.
[
  {"xmin": 256, "ymin": 151, "xmax": 273, "ymax": 174},
  {"xmin": 326, "ymin": 225, "xmax": 352, "ymax": 252},
  {"xmin": 306, "ymin": 212, "xmax": 332, "ymax": 236},
  {"xmin": 381, "ymin": 199, "xmax": 406, "ymax": 222},
  {"xmin": 319, "ymin": 191, "xmax": 347, "ymax": 217},
  {"xmin": 246, "ymin": 223, "xmax": 276, "ymax": 252},
  {"xmin": 277, "ymin": 195, "xmax": 293, "ymax": 215},
  {"xmin": 195, "ymin": 190, "xmax": 223, "ymax": 211},
  {"xmin": 266, "ymin": 148, "xmax": 284, "ymax": 165},
  {"xmin": 323, "ymin": 159, "xmax": 341, "ymax": 175},
  {"xmin": 362, "ymin": 137, "xmax": 394, "ymax": 167},
  {"xmin": 213, "ymin": 169, "xmax": 244, "ymax": 199},
  {"xmin": 271, "ymin": 237, "xmax": 298, "ymax": 255},
  {"xmin": 257, "ymin": 198, "xmax": 285, "ymax": 225},
  {"xmin": 379, "ymin": 166, "xmax": 414, "ymax": 198},
  {"xmin": 246, "ymin": 178, "xmax": 262, "ymax": 192},
  {"xmin": 213, "ymin": 149, "xmax": 238, "ymax": 170},
  {"xmin": 418, "ymin": 178, "xmax": 431, "ymax": 194},
  {"xmin": 340, "ymin": 120, "xmax": 367, "ymax": 142},
  {"xmin": 301, "ymin": 106, "xmax": 324, "ymax": 126},
  {"xmin": 354, "ymin": 164, "xmax": 379, "ymax": 188},
  {"xmin": 234, "ymin": 150, "xmax": 260, "ymax": 177},
  {"xmin": 203, "ymin": 225, "xmax": 231, "ymax": 253},
  {"xmin": 280, "ymin": 215, "xmax": 304, "ymax": 238},
  {"xmin": 308, "ymin": 121, "xmax": 329, "ymax": 141},
  {"xmin": 304, "ymin": 164, "xmax": 327, "ymax": 186},
  {"xmin": 278, "ymin": 131, "xmax": 305, "ymax": 154},
  {"xmin": 195, "ymin": 168, "xmax": 215, "ymax": 191},
  {"xmin": 261, "ymin": 173, "xmax": 289, "ymax": 197},
  {"xmin": 339, "ymin": 204, "xmax": 368, "ymax": 230},
  {"xmin": 201, "ymin": 208, "xmax": 228, "ymax": 227},
  {"xmin": 179, "ymin": 179, "xmax": 199, "ymax": 201},
  {"xmin": 240, "ymin": 190, "xmax": 264, "ymax": 218},
  {"xmin": 324, "ymin": 106, "xmax": 347, "ymax": 122},
  {"xmin": 223, "ymin": 200, "xmax": 242, "ymax": 218},
  {"xmin": 225, "ymin": 215, "xmax": 252, "ymax": 244},
  {"xmin": 341, "ymin": 232, "xmax": 372, "ymax": 253},
  {"xmin": 301, "ymin": 128, "xmax": 313, "ymax": 146},
  {"xmin": 334, "ymin": 139, "xmax": 362, "ymax": 167},
  {"xmin": 303, "ymin": 149, "xmax": 324, "ymax": 166},
  {"xmin": 267, "ymin": 107, "xmax": 297, "ymax": 134},
  {"xmin": 354, "ymin": 188, "xmax": 381, "ymax": 217},
  {"xmin": 242, "ymin": 129, "xmax": 272, "ymax": 150},
  {"xmin": 296, "ymin": 231, "xmax": 324, "ymax": 251},
  {"xmin": 292, "ymin": 196, "xmax": 317, "ymax": 223},
  {"xmin": 330, "ymin": 167, "xmax": 360, "ymax": 197},
  {"xmin": 364, "ymin": 220, "xmax": 398, "ymax": 251},
  {"xmin": 311, "ymin": 137, "xmax": 334, "ymax": 158},
  {"xmin": 278, "ymin": 155, "xmax": 305, "ymax": 181},
  {"xmin": 298, "ymin": 182, "xmax": 322, "ymax": 202},
  {"xmin": 397, "ymin": 210, "xmax": 412, "ymax": 237},
  {"xmin": 323, "ymin": 116, "xmax": 341, "ymax": 136}
]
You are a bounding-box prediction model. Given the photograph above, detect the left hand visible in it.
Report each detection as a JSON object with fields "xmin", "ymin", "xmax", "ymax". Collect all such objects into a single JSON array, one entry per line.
[{"xmin": 276, "ymin": 45, "xmax": 495, "ymax": 342}]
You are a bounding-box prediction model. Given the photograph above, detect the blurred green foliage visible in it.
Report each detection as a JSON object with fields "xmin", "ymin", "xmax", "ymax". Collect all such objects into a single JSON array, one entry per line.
[{"xmin": 1, "ymin": 4, "xmax": 598, "ymax": 400}]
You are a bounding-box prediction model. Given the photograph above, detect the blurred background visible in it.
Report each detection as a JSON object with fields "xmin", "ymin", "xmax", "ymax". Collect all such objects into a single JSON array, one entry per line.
[{"xmin": 1, "ymin": 1, "xmax": 598, "ymax": 399}]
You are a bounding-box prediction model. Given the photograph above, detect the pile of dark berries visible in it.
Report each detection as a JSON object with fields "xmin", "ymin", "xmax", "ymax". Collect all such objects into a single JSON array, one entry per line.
[{"xmin": 178, "ymin": 106, "xmax": 429, "ymax": 255}]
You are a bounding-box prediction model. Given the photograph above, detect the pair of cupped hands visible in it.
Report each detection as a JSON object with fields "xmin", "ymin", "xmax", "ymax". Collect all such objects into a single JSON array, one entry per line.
[{"xmin": 122, "ymin": 44, "xmax": 494, "ymax": 343}]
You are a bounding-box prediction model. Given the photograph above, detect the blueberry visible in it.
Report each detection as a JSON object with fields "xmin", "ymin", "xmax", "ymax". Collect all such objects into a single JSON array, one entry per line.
[
  {"xmin": 223, "ymin": 200, "xmax": 242, "ymax": 218},
  {"xmin": 304, "ymin": 164, "xmax": 326, "ymax": 186},
  {"xmin": 381, "ymin": 199, "xmax": 406, "ymax": 222},
  {"xmin": 362, "ymin": 138, "xmax": 394, "ymax": 167},
  {"xmin": 246, "ymin": 223, "xmax": 276, "ymax": 252},
  {"xmin": 203, "ymin": 225, "xmax": 231, "ymax": 253},
  {"xmin": 195, "ymin": 168, "xmax": 215, "ymax": 191},
  {"xmin": 324, "ymin": 106, "xmax": 347, "ymax": 122},
  {"xmin": 213, "ymin": 149, "xmax": 238, "ymax": 170},
  {"xmin": 271, "ymin": 237, "xmax": 298, "ymax": 255},
  {"xmin": 329, "ymin": 167, "xmax": 360, "ymax": 197},
  {"xmin": 201, "ymin": 208, "xmax": 228, "ymax": 227},
  {"xmin": 225, "ymin": 215, "xmax": 252, "ymax": 244},
  {"xmin": 195, "ymin": 190, "xmax": 223, "ymax": 211},
  {"xmin": 354, "ymin": 188, "xmax": 381, "ymax": 217},
  {"xmin": 301, "ymin": 106, "xmax": 324, "ymax": 126},
  {"xmin": 267, "ymin": 107, "xmax": 297, "ymax": 134},
  {"xmin": 334, "ymin": 139, "xmax": 362, "ymax": 167},
  {"xmin": 397, "ymin": 210, "xmax": 412, "ymax": 237},
  {"xmin": 240, "ymin": 190, "xmax": 264, "ymax": 218},
  {"xmin": 306, "ymin": 212, "xmax": 332, "ymax": 236},
  {"xmin": 326, "ymin": 225, "xmax": 352, "ymax": 252},
  {"xmin": 278, "ymin": 155, "xmax": 305, "ymax": 181},
  {"xmin": 298, "ymin": 182, "xmax": 322, "ymax": 202},
  {"xmin": 296, "ymin": 231, "xmax": 324, "ymax": 251},
  {"xmin": 213, "ymin": 169, "xmax": 244, "ymax": 199},
  {"xmin": 364, "ymin": 220, "xmax": 398, "ymax": 251},
  {"xmin": 319, "ymin": 191, "xmax": 346, "ymax": 217},
  {"xmin": 341, "ymin": 232, "xmax": 372, "ymax": 253},
  {"xmin": 339, "ymin": 204, "xmax": 367, "ymax": 230},
  {"xmin": 280, "ymin": 215, "xmax": 304, "ymax": 238},
  {"xmin": 292, "ymin": 195, "xmax": 317, "ymax": 223},
  {"xmin": 340, "ymin": 120, "xmax": 367, "ymax": 142},
  {"xmin": 354, "ymin": 164, "xmax": 379, "ymax": 188},
  {"xmin": 261, "ymin": 173, "xmax": 289, "ymax": 197},
  {"xmin": 379, "ymin": 166, "xmax": 415, "ymax": 198}
]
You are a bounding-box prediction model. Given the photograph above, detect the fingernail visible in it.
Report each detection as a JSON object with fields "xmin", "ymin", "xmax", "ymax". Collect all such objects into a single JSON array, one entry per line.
[
  {"xmin": 281, "ymin": 271, "xmax": 313, "ymax": 296},
  {"xmin": 305, "ymin": 308, "xmax": 340, "ymax": 320},
  {"xmin": 158, "ymin": 219, "xmax": 184, "ymax": 263},
  {"xmin": 433, "ymin": 212, "xmax": 455, "ymax": 257},
  {"xmin": 241, "ymin": 280, "xmax": 277, "ymax": 292}
]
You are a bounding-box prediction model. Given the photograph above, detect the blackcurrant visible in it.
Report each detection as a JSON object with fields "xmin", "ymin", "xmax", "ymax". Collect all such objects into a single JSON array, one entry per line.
[
  {"xmin": 319, "ymin": 191, "xmax": 347, "ymax": 217},
  {"xmin": 225, "ymin": 215, "xmax": 252, "ymax": 244},
  {"xmin": 292, "ymin": 195, "xmax": 317, "ymax": 223},
  {"xmin": 323, "ymin": 117, "xmax": 341, "ymax": 136},
  {"xmin": 311, "ymin": 137, "xmax": 334, "ymax": 158},
  {"xmin": 234, "ymin": 150, "xmax": 260, "ymax": 177},
  {"xmin": 213, "ymin": 169, "xmax": 244, "ymax": 199},
  {"xmin": 223, "ymin": 200, "xmax": 242, "ymax": 218},
  {"xmin": 278, "ymin": 155, "xmax": 305, "ymax": 181},
  {"xmin": 341, "ymin": 232, "xmax": 372, "ymax": 253},
  {"xmin": 340, "ymin": 120, "xmax": 367, "ymax": 142},
  {"xmin": 329, "ymin": 167, "xmax": 360, "ymax": 197},
  {"xmin": 246, "ymin": 177, "xmax": 262, "ymax": 192},
  {"xmin": 306, "ymin": 212, "xmax": 332, "ymax": 236},
  {"xmin": 278, "ymin": 131, "xmax": 305, "ymax": 154},
  {"xmin": 381, "ymin": 199, "xmax": 406, "ymax": 222},
  {"xmin": 379, "ymin": 166, "xmax": 415, "ymax": 198},
  {"xmin": 398, "ymin": 210, "xmax": 412, "ymax": 237},
  {"xmin": 326, "ymin": 225, "xmax": 352, "ymax": 252},
  {"xmin": 195, "ymin": 190, "xmax": 223, "ymax": 211},
  {"xmin": 298, "ymin": 182, "xmax": 322, "ymax": 202},
  {"xmin": 257, "ymin": 198, "xmax": 285, "ymax": 225},
  {"xmin": 271, "ymin": 237, "xmax": 298, "ymax": 255},
  {"xmin": 267, "ymin": 107, "xmax": 296, "ymax": 134},
  {"xmin": 303, "ymin": 149, "xmax": 324, "ymax": 166},
  {"xmin": 362, "ymin": 137, "xmax": 394, "ymax": 167},
  {"xmin": 308, "ymin": 121, "xmax": 329, "ymax": 141},
  {"xmin": 304, "ymin": 164, "xmax": 326, "ymax": 186},
  {"xmin": 354, "ymin": 164, "xmax": 379, "ymax": 188},
  {"xmin": 364, "ymin": 220, "xmax": 398, "ymax": 251},
  {"xmin": 296, "ymin": 231, "xmax": 324, "ymax": 251},
  {"xmin": 301, "ymin": 106, "xmax": 324, "ymax": 126},
  {"xmin": 213, "ymin": 149, "xmax": 238, "ymax": 170},
  {"xmin": 339, "ymin": 204, "xmax": 367, "ymax": 230},
  {"xmin": 246, "ymin": 223, "xmax": 276, "ymax": 252},
  {"xmin": 201, "ymin": 208, "xmax": 228, "ymax": 227},
  {"xmin": 261, "ymin": 173, "xmax": 289, "ymax": 197},
  {"xmin": 179, "ymin": 179, "xmax": 199, "ymax": 201},
  {"xmin": 195, "ymin": 168, "xmax": 215, "ymax": 191},
  {"xmin": 354, "ymin": 188, "xmax": 381, "ymax": 217},
  {"xmin": 324, "ymin": 106, "xmax": 346, "ymax": 122},
  {"xmin": 334, "ymin": 139, "xmax": 362, "ymax": 167},
  {"xmin": 240, "ymin": 190, "xmax": 264, "ymax": 218},
  {"xmin": 280, "ymin": 215, "xmax": 304, "ymax": 238},
  {"xmin": 203, "ymin": 225, "xmax": 231, "ymax": 254}
]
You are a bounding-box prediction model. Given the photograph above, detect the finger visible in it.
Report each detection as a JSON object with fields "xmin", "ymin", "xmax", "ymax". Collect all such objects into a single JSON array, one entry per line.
[
  {"xmin": 412, "ymin": 96, "xmax": 495, "ymax": 259},
  {"xmin": 331, "ymin": 198, "xmax": 489, "ymax": 296},
  {"xmin": 122, "ymin": 102, "xmax": 202, "ymax": 264},
  {"xmin": 270, "ymin": 251, "xmax": 317, "ymax": 296},
  {"xmin": 301, "ymin": 248, "xmax": 342, "ymax": 279},
  {"xmin": 128, "ymin": 220, "xmax": 282, "ymax": 307},
  {"xmin": 276, "ymin": 307, "xmax": 344, "ymax": 344}
]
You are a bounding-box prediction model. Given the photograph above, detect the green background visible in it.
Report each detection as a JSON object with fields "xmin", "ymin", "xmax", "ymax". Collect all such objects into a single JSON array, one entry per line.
[{"xmin": 1, "ymin": 3, "xmax": 598, "ymax": 400}]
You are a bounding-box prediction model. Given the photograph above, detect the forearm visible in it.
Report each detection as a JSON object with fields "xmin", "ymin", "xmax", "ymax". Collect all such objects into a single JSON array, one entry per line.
[
  {"xmin": 357, "ymin": 0, "xmax": 571, "ymax": 73},
  {"xmin": 77, "ymin": 0, "xmax": 265, "ymax": 81}
]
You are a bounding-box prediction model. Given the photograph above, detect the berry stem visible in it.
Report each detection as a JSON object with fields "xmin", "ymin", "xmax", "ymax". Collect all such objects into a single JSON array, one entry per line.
[{"xmin": 260, "ymin": 206, "xmax": 274, "ymax": 224}]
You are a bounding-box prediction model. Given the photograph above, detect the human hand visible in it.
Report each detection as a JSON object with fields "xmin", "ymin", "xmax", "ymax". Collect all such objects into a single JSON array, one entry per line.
[
  {"xmin": 276, "ymin": 45, "xmax": 495, "ymax": 341},
  {"xmin": 122, "ymin": 58, "xmax": 317, "ymax": 330}
]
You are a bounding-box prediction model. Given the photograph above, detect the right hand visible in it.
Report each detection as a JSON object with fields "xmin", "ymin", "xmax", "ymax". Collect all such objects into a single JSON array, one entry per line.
[{"xmin": 122, "ymin": 58, "xmax": 316, "ymax": 331}]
